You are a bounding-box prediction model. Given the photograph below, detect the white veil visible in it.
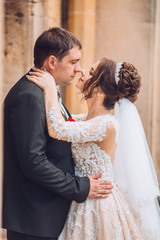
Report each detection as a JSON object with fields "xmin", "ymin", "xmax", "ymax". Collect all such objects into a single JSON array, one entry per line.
[{"xmin": 114, "ymin": 98, "xmax": 160, "ymax": 239}]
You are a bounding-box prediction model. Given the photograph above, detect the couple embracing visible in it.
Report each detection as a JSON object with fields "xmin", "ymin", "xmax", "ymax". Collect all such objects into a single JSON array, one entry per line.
[{"xmin": 2, "ymin": 27, "xmax": 160, "ymax": 240}]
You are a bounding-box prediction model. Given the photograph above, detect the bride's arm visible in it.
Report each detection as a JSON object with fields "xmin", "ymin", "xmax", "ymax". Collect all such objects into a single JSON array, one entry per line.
[
  {"xmin": 27, "ymin": 69, "xmax": 65, "ymax": 138},
  {"xmin": 27, "ymin": 69, "xmax": 109, "ymax": 143}
]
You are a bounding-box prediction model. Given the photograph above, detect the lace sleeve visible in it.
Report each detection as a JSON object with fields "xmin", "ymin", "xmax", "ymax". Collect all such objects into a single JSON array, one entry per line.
[
  {"xmin": 71, "ymin": 113, "xmax": 88, "ymax": 121},
  {"xmin": 48, "ymin": 106, "xmax": 119, "ymax": 143}
]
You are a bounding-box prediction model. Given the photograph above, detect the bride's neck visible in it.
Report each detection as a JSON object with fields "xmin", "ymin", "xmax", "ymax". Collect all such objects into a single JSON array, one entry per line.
[{"xmin": 86, "ymin": 96, "xmax": 111, "ymax": 120}]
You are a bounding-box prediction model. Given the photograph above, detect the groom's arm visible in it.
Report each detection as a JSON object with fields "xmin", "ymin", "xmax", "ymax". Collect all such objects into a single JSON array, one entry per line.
[{"xmin": 8, "ymin": 86, "xmax": 90, "ymax": 203}]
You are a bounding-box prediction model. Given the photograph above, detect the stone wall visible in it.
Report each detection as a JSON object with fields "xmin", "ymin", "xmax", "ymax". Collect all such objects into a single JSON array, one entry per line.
[
  {"xmin": 95, "ymin": 0, "xmax": 154, "ymax": 141},
  {"xmin": 0, "ymin": 2, "xmax": 4, "ymax": 240},
  {"xmin": 3, "ymin": 0, "xmax": 61, "ymax": 100}
]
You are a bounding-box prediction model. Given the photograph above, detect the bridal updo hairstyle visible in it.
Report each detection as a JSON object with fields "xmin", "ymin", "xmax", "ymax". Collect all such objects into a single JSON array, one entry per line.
[{"xmin": 82, "ymin": 58, "xmax": 141, "ymax": 110}]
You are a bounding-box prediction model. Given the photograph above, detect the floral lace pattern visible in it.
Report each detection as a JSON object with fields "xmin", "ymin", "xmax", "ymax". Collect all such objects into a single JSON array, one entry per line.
[
  {"xmin": 71, "ymin": 113, "xmax": 88, "ymax": 121},
  {"xmin": 48, "ymin": 107, "xmax": 144, "ymax": 240},
  {"xmin": 48, "ymin": 106, "xmax": 119, "ymax": 144}
]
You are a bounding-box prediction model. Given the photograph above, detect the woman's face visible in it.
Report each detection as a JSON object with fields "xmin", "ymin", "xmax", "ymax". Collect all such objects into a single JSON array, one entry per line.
[{"xmin": 76, "ymin": 61, "xmax": 100, "ymax": 91}]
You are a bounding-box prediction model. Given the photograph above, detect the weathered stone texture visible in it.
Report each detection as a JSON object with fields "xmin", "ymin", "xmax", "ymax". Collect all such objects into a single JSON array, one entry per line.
[
  {"xmin": 95, "ymin": 0, "xmax": 154, "ymax": 138},
  {"xmin": 65, "ymin": 0, "xmax": 96, "ymax": 114},
  {"xmin": 0, "ymin": 0, "xmax": 4, "ymax": 238},
  {"xmin": 3, "ymin": 0, "xmax": 61, "ymax": 99}
]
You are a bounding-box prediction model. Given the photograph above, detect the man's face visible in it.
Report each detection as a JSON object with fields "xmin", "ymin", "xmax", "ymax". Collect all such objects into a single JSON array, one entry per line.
[{"xmin": 53, "ymin": 46, "xmax": 81, "ymax": 86}]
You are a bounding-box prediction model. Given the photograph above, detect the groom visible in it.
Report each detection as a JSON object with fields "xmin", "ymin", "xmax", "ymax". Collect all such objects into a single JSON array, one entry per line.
[{"xmin": 2, "ymin": 27, "xmax": 113, "ymax": 240}]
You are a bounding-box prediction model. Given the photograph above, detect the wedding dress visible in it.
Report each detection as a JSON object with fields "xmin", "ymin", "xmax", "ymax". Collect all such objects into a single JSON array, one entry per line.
[{"xmin": 48, "ymin": 107, "xmax": 145, "ymax": 240}]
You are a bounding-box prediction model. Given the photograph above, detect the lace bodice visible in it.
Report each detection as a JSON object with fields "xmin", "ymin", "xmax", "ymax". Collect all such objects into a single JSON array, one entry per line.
[{"xmin": 48, "ymin": 107, "xmax": 119, "ymax": 182}]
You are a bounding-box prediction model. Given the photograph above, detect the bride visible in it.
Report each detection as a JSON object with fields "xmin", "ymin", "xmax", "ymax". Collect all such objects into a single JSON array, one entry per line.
[{"xmin": 27, "ymin": 58, "xmax": 160, "ymax": 239}]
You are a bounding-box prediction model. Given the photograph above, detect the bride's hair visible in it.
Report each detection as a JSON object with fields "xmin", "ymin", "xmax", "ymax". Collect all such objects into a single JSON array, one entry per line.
[{"xmin": 82, "ymin": 58, "xmax": 141, "ymax": 110}]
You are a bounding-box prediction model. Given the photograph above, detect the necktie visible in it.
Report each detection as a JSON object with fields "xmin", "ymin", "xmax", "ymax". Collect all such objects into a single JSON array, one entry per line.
[{"xmin": 57, "ymin": 89, "xmax": 70, "ymax": 121}]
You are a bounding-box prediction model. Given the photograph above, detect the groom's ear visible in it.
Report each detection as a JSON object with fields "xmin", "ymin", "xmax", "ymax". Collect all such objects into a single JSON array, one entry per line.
[{"xmin": 47, "ymin": 55, "xmax": 57, "ymax": 70}]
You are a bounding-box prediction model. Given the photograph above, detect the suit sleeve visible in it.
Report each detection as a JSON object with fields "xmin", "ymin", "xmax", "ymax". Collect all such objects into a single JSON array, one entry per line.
[{"xmin": 8, "ymin": 90, "xmax": 90, "ymax": 203}]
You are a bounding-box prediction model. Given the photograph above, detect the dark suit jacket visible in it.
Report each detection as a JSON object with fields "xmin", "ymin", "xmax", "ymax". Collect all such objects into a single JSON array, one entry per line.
[{"xmin": 2, "ymin": 70, "xmax": 90, "ymax": 238}]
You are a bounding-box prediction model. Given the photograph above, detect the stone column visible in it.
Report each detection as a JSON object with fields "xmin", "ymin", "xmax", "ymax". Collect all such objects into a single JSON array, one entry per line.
[
  {"xmin": 0, "ymin": 0, "xmax": 5, "ymax": 239},
  {"xmin": 95, "ymin": 0, "xmax": 155, "ymax": 137},
  {"xmin": 0, "ymin": 0, "xmax": 4, "ymax": 239},
  {"xmin": 3, "ymin": 0, "xmax": 61, "ymax": 100},
  {"xmin": 28, "ymin": 0, "xmax": 61, "ymax": 49},
  {"xmin": 3, "ymin": 0, "xmax": 30, "ymax": 98},
  {"xmin": 65, "ymin": 0, "xmax": 96, "ymax": 114},
  {"xmin": 151, "ymin": 0, "xmax": 160, "ymax": 181},
  {"xmin": 44, "ymin": 0, "xmax": 61, "ymax": 28}
]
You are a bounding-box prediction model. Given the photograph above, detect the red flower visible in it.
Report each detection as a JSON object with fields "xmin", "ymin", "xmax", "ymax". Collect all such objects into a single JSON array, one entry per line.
[{"xmin": 67, "ymin": 117, "xmax": 75, "ymax": 122}]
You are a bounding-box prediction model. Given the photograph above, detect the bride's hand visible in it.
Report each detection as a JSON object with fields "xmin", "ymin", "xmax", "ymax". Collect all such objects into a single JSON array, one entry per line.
[{"xmin": 26, "ymin": 68, "xmax": 56, "ymax": 92}]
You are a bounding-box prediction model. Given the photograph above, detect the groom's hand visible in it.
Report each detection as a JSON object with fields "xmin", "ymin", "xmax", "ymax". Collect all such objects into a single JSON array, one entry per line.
[{"xmin": 87, "ymin": 173, "xmax": 113, "ymax": 199}]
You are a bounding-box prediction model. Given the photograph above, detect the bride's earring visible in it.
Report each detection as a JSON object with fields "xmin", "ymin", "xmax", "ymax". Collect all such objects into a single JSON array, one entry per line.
[{"xmin": 93, "ymin": 92, "xmax": 103, "ymax": 97}]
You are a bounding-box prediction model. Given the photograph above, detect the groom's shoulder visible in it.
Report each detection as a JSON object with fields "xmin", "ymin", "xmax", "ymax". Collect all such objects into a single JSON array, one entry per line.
[{"xmin": 5, "ymin": 69, "xmax": 43, "ymax": 101}]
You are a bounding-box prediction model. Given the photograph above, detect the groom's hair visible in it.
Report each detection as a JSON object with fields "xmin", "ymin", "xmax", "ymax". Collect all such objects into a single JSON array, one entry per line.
[{"xmin": 34, "ymin": 27, "xmax": 82, "ymax": 68}]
